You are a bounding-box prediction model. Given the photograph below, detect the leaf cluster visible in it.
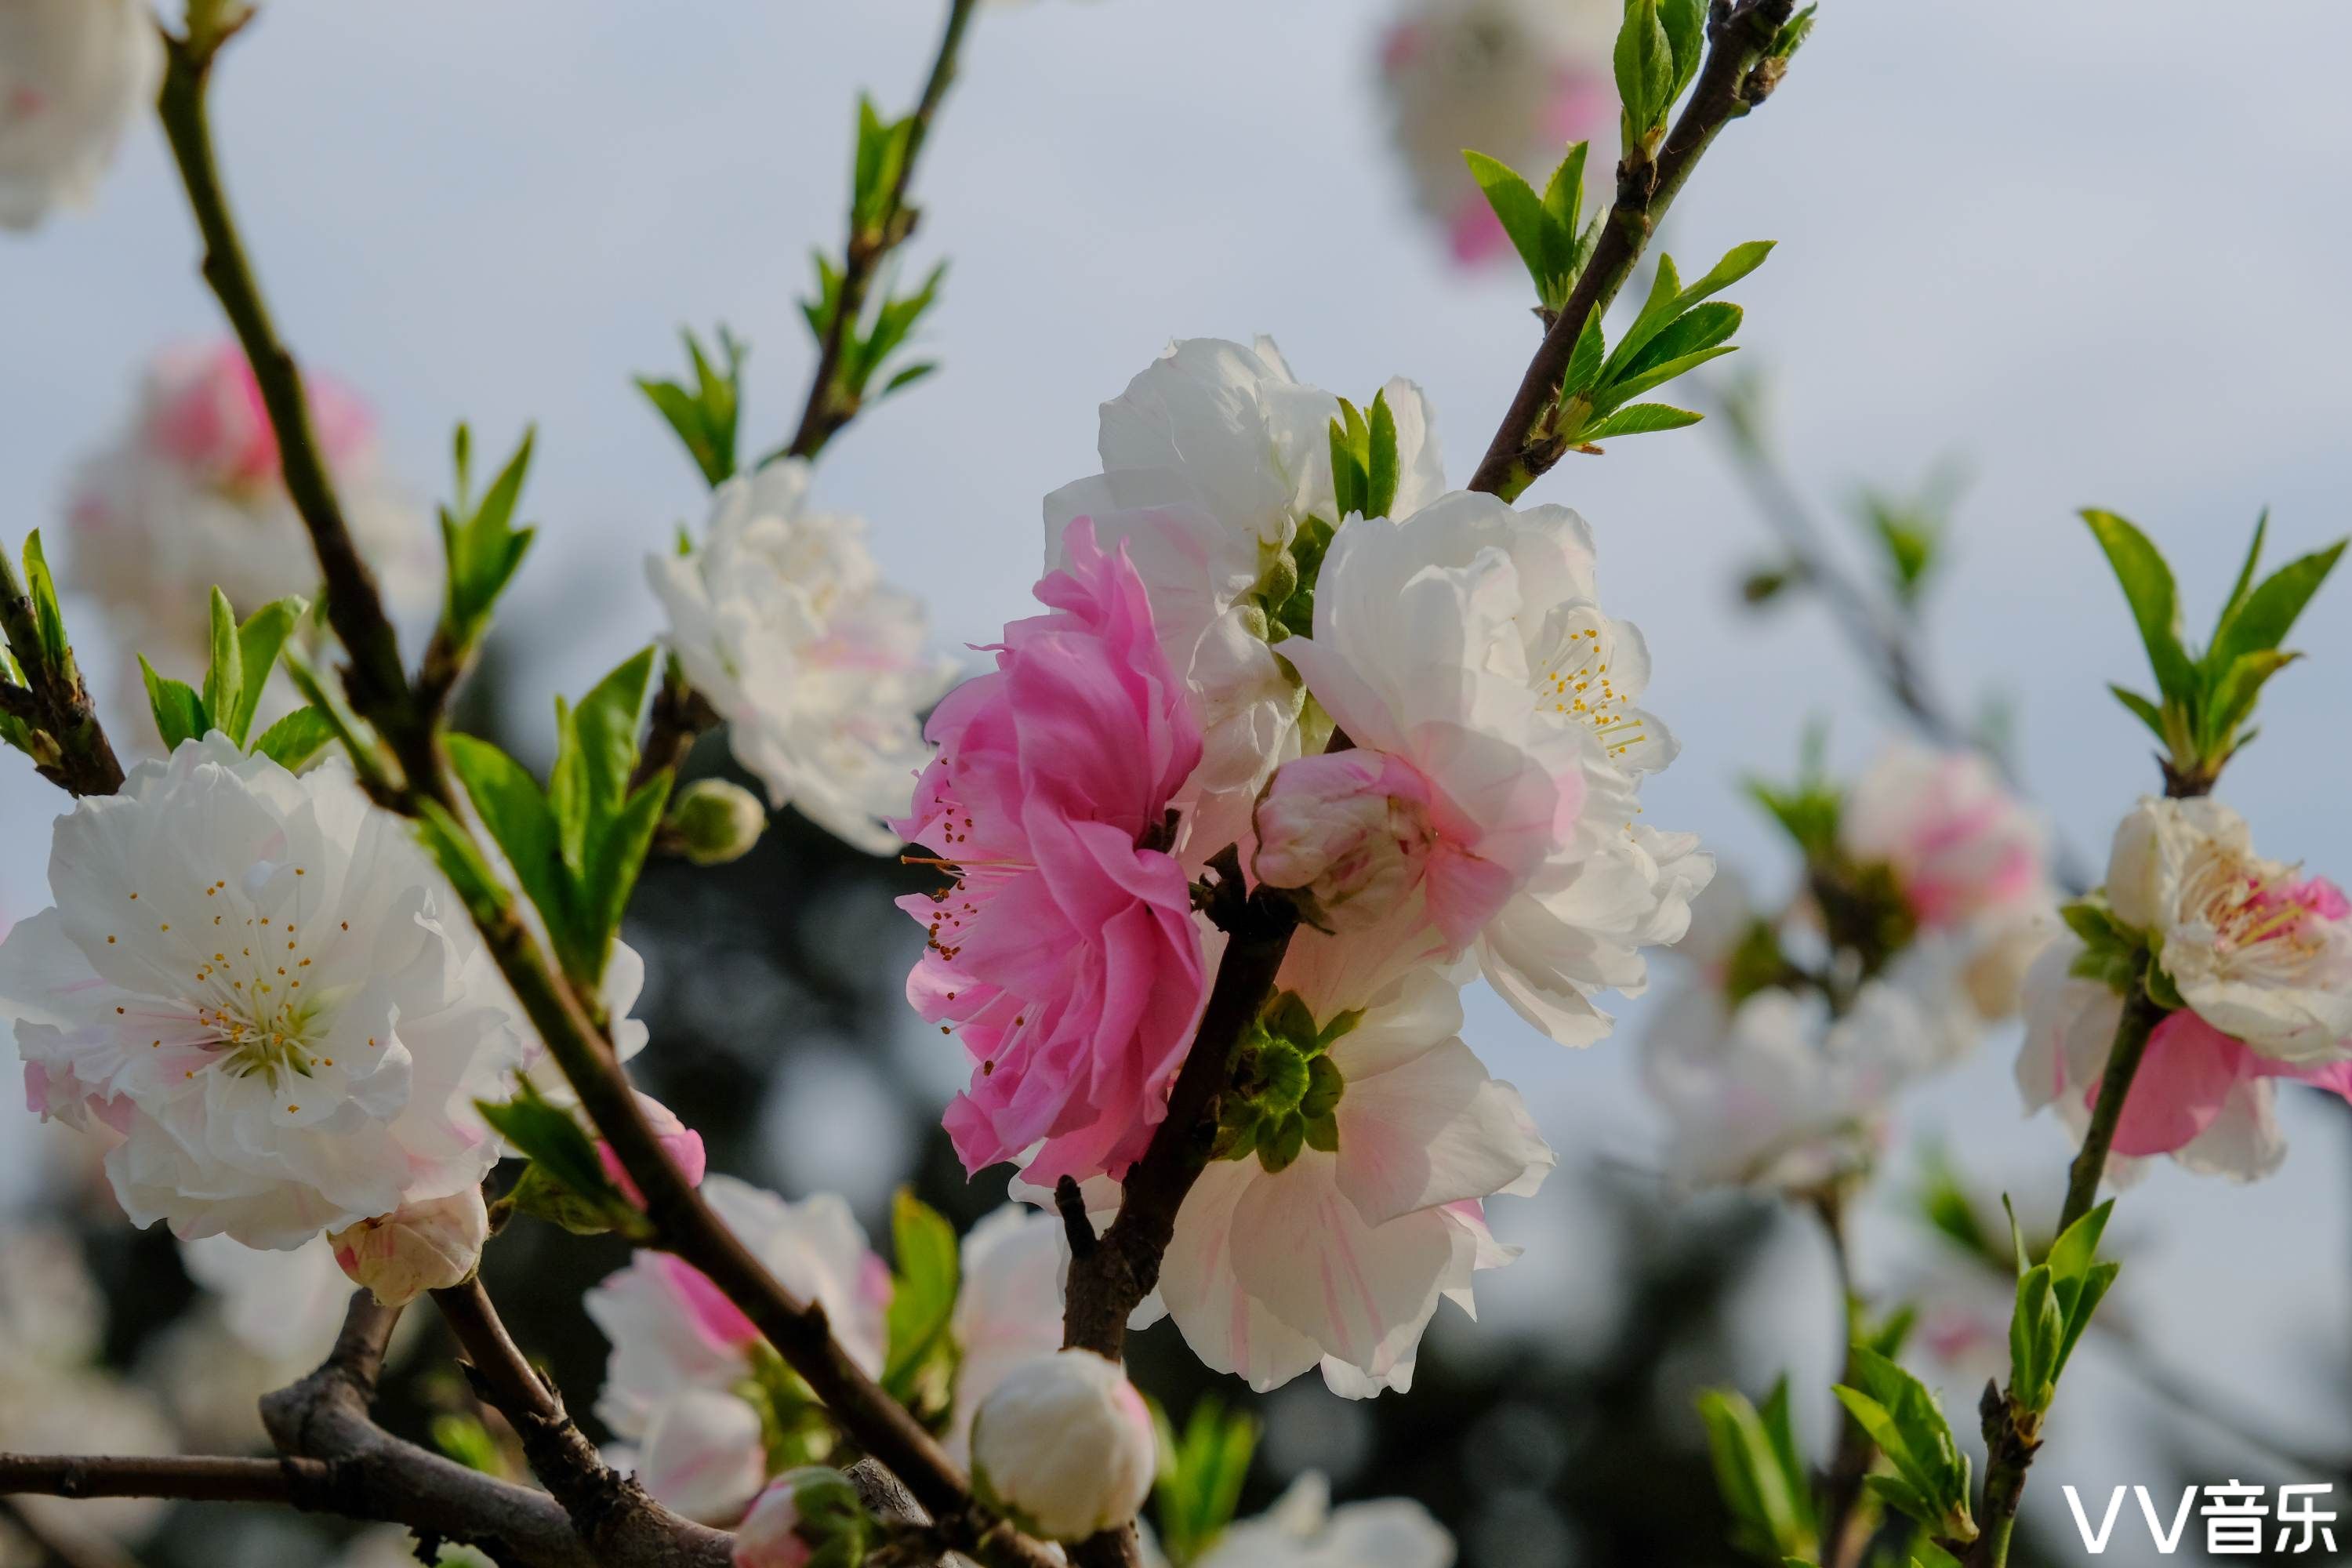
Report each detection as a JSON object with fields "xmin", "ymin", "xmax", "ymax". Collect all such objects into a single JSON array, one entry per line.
[
  {"xmin": 2086, "ymin": 509, "xmax": 2342, "ymax": 793},
  {"xmin": 140, "ymin": 589, "xmax": 333, "ymax": 768},
  {"xmin": 1152, "ymin": 1397, "xmax": 1260, "ymax": 1567},
  {"xmin": 1697, "ymin": 1378, "xmax": 1818, "ymax": 1564}
]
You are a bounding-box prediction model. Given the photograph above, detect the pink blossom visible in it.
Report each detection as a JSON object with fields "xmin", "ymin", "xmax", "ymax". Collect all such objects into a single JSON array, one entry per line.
[
  {"xmin": 596, "ymin": 1093, "xmax": 708, "ymax": 1210},
  {"xmin": 895, "ymin": 519, "xmax": 1207, "ymax": 1185},
  {"xmin": 1842, "ymin": 743, "xmax": 2047, "ymax": 930},
  {"xmin": 141, "ymin": 341, "xmax": 375, "ymax": 492},
  {"xmin": 2107, "ymin": 1011, "xmax": 2352, "ymax": 1159}
]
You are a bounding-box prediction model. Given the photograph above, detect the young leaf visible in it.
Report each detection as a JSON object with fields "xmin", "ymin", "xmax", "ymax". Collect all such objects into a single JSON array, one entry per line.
[
  {"xmin": 2206, "ymin": 537, "xmax": 2345, "ymax": 674},
  {"xmin": 880, "ymin": 1189, "xmax": 960, "ymax": 1402},
  {"xmin": 477, "ymin": 1087, "xmax": 612, "ymax": 1202},
  {"xmin": 447, "ymin": 732, "xmax": 575, "ymax": 957},
  {"xmin": 1676, "ymin": 239, "xmax": 1777, "ymax": 307},
  {"xmin": 1583, "ymin": 402, "xmax": 1704, "ymax": 442},
  {"xmin": 1660, "ymin": 0, "xmax": 1707, "ymax": 103},
  {"xmin": 2081, "ymin": 510, "xmax": 2195, "ymax": 700},
  {"xmin": 1463, "ymin": 151, "xmax": 1554, "ymax": 294},
  {"xmin": 1153, "ymin": 1398, "xmax": 1259, "ymax": 1565},
  {"xmin": 1613, "ymin": 0, "xmax": 1675, "ymax": 140},
  {"xmin": 21, "ymin": 532, "xmax": 68, "ymax": 670},
  {"xmin": 577, "ymin": 778, "xmax": 670, "ymax": 985},
  {"xmin": 1366, "ymin": 391, "xmax": 1400, "ymax": 521},
  {"xmin": 1539, "ymin": 142, "xmax": 1592, "ymax": 292},
  {"xmin": 441, "ymin": 426, "xmax": 539, "ymax": 637},
  {"xmin": 201, "ymin": 589, "xmax": 241, "ymax": 741},
  {"xmin": 2106, "ymin": 684, "xmax": 2168, "ymax": 743},
  {"xmin": 140, "ymin": 657, "xmax": 209, "ymax": 752},
  {"xmin": 249, "ymin": 706, "xmax": 337, "ymax": 771},
  {"xmin": 228, "ymin": 596, "xmax": 307, "ymax": 747}
]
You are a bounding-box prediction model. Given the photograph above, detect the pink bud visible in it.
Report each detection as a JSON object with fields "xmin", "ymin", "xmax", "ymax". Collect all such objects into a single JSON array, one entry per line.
[
  {"xmin": 1254, "ymin": 750, "xmax": 1437, "ymax": 928},
  {"xmin": 597, "ymin": 1093, "xmax": 706, "ymax": 1209},
  {"xmin": 327, "ymin": 1188, "xmax": 489, "ymax": 1306}
]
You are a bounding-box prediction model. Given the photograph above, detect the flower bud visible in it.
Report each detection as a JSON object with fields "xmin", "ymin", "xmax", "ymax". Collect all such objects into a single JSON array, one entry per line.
[
  {"xmin": 733, "ymin": 1466, "xmax": 867, "ymax": 1568},
  {"xmin": 970, "ymin": 1349, "xmax": 1156, "ymax": 1541},
  {"xmin": 1252, "ymin": 751, "xmax": 1435, "ymax": 929},
  {"xmin": 637, "ymin": 1387, "xmax": 768, "ymax": 1526},
  {"xmin": 328, "ymin": 1187, "xmax": 489, "ymax": 1307},
  {"xmin": 596, "ymin": 1092, "xmax": 707, "ymax": 1210},
  {"xmin": 665, "ymin": 778, "xmax": 768, "ymax": 866}
]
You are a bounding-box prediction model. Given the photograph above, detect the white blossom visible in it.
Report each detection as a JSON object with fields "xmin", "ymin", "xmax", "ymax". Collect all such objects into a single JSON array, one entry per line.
[
  {"xmin": 947, "ymin": 1203, "xmax": 1066, "ymax": 1464},
  {"xmin": 328, "ymin": 1186, "xmax": 490, "ymax": 1306},
  {"xmin": 2106, "ymin": 796, "xmax": 2352, "ymax": 1062},
  {"xmin": 1278, "ymin": 490, "xmax": 1708, "ymax": 1044},
  {"xmin": 0, "ymin": 735, "xmax": 524, "ymax": 1249},
  {"xmin": 65, "ymin": 343, "xmax": 434, "ymax": 728},
  {"xmin": 1160, "ymin": 1473, "xmax": 1455, "ymax": 1568},
  {"xmin": 1149, "ymin": 916, "xmax": 1551, "ymax": 1396},
  {"xmin": 648, "ymin": 459, "xmax": 954, "ymax": 854},
  {"xmin": 0, "ymin": 0, "xmax": 161, "ymax": 230}
]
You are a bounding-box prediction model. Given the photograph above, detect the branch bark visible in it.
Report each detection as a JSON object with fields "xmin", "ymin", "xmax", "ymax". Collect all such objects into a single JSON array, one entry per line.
[
  {"xmin": 0, "ymin": 550, "xmax": 123, "ymax": 798},
  {"xmin": 1468, "ymin": 0, "xmax": 1796, "ymax": 500}
]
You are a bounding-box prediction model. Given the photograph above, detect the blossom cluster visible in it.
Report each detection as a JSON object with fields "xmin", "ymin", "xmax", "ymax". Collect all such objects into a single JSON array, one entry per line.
[
  {"xmin": 1639, "ymin": 742, "xmax": 2055, "ymax": 1192},
  {"xmin": 883, "ymin": 337, "xmax": 1708, "ymax": 1395}
]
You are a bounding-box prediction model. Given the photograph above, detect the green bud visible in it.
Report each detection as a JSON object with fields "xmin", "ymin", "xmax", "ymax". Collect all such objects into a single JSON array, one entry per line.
[
  {"xmin": 664, "ymin": 778, "xmax": 768, "ymax": 866},
  {"xmin": 1262, "ymin": 990, "xmax": 1318, "ymax": 1051}
]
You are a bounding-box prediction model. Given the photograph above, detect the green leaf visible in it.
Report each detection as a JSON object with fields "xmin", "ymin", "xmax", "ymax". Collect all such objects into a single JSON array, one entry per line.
[
  {"xmin": 1538, "ymin": 142, "xmax": 1592, "ymax": 298},
  {"xmin": 2044, "ymin": 1196, "xmax": 2112, "ymax": 1283},
  {"xmin": 201, "ymin": 589, "xmax": 241, "ymax": 742},
  {"xmin": 249, "ymin": 706, "xmax": 337, "ymax": 771},
  {"xmin": 140, "ymin": 657, "xmax": 209, "ymax": 752},
  {"xmin": 2106, "ymin": 684, "xmax": 2168, "ymax": 743},
  {"xmin": 447, "ymin": 733, "xmax": 575, "ymax": 956},
  {"xmin": 1676, "ymin": 239, "xmax": 1777, "ymax": 307},
  {"xmin": 1153, "ymin": 1398, "xmax": 1259, "ymax": 1566},
  {"xmin": 550, "ymin": 647, "xmax": 656, "ymax": 871},
  {"xmin": 1832, "ymin": 1348, "xmax": 1973, "ymax": 1537},
  {"xmin": 1463, "ymin": 151, "xmax": 1555, "ymax": 296},
  {"xmin": 1772, "ymin": 3, "xmax": 1819, "ymax": 59},
  {"xmin": 2009, "ymin": 1264, "xmax": 2058, "ymax": 1407},
  {"xmin": 225, "ymin": 596, "xmax": 307, "ymax": 747},
  {"xmin": 2081, "ymin": 509, "xmax": 2196, "ymax": 700},
  {"xmin": 1697, "ymin": 1383, "xmax": 1817, "ymax": 1562},
  {"xmin": 2053, "ymin": 1259, "xmax": 2118, "ymax": 1382},
  {"xmin": 576, "ymin": 778, "xmax": 670, "ymax": 985},
  {"xmin": 476, "ymin": 1086, "xmax": 615, "ymax": 1206},
  {"xmin": 441, "ymin": 426, "xmax": 538, "ymax": 636},
  {"xmin": 2213, "ymin": 510, "xmax": 2268, "ymax": 641},
  {"xmin": 1563, "ymin": 308, "xmax": 1608, "ymax": 399},
  {"xmin": 881, "ymin": 1189, "xmax": 960, "ymax": 1403},
  {"xmin": 1367, "ymin": 390, "xmax": 1400, "ymax": 521},
  {"xmin": 2208, "ymin": 537, "xmax": 2345, "ymax": 675},
  {"xmin": 1613, "ymin": 0, "xmax": 1675, "ymax": 139},
  {"xmin": 1592, "ymin": 343, "xmax": 1738, "ymax": 415},
  {"xmin": 21, "ymin": 532, "xmax": 68, "ymax": 670},
  {"xmin": 2201, "ymin": 648, "xmax": 2296, "ymax": 754},
  {"xmin": 1660, "ymin": 0, "xmax": 1707, "ymax": 103},
  {"xmin": 1608, "ymin": 253, "xmax": 1686, "ymax": 379},
  {"xmin": 1583, "ymin": 402, "xmax": 1704, "ymax": 442}
]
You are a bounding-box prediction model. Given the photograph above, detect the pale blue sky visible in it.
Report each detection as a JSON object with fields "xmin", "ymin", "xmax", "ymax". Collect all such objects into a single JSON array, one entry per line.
[{"xmin": 5, "ymin": 1, "xmax": 2351, "ymax": 1547}]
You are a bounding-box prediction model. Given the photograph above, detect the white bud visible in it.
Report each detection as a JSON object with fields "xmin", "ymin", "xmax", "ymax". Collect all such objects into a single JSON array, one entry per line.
[
  {"xmin": 666, "ymin": 778, "xmax": 769, "ymax": 866},
  {"xmin": 327, "ymin": 1187, "xmax": 488, "ymax": 1307},
  {"xmin": 1253, "ymin": 750, "xmax": 1434, "ymax": 928},
  {"xmin": 970, "ymin": 1349, "xmax": 1156, "ymax": 1541},
  {"xmin": 733, "ymin": 1467, "xmax": 864, "ymax": 1568}
]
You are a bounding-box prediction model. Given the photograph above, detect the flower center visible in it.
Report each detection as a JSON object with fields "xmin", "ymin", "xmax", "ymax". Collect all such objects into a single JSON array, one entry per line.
[
  {"xmin": 2192, "ymin": 854, "xmax": 2344, "ymax": 958},
  {"xmin": 1534, "ymin": 619, "xmax": 1647, "ymax": 760}
]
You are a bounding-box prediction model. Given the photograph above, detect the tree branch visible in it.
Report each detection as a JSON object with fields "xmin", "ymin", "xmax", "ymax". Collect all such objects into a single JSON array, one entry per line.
[
  {"xmin": 786, "ymin": 0, "xmax": 981, "ymax": 462},
  {"xmin": 1059, "ymin": 880, "xmax": 1303, "ymax": 1568},
  {"xmin": 0, "ymin": 1455, "xmax": 328, "ymax": 1507},
  {"xmin": 1468, "ymin": 0, "xmax": 1796, "ymax": 500},
  {"xmin": 154, "ymin": 26, "xmax": 1052, "ymax": 1563},
  {"xmin": 434, "ymin": 1279, "xmax": 721, "ymax": 1566}
]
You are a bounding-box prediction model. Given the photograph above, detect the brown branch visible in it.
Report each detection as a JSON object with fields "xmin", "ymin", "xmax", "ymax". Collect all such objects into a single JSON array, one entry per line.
[
  {"xmin": 434, "ymin": 1279, "xmax": 724, "ymax": 1566},
  {"xmin": 786, "ymin": 0, "xmax": 980, "ymax": 462},
  {"xmin": 1468, "ymin": 0, "xmax": 1797, "ymax": 499},
  {"xmin": 628, "ymin": 659, "xmax": 717, "ymax": 795},
  {"xmin": 1059, "ymin": 880, "xmax": 1303, "ymax": 1568},
  {"xmin": 154, "ymin": 27, "xmax": 439, "ymax": 802},
  {"xmin": 0, "ymin": 1455, "xmax": 327, "ymax": 1508}
]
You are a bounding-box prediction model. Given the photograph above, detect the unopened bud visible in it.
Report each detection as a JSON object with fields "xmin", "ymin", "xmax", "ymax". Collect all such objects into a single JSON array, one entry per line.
[
  {"xmin": 970, "ymin": 1349, "xmax": 1155, "ymax": 1541},
  {"xmin": 328, "ymin": 1187, "xmax": 489, "ymax": 1306},
  {"xmin": 733, "ymin": 1467, "xmax": 867, "ymax": 1568},
  {"xmin": 666, "ymin": 778, "xmax": 768, "ymax": 866},
  {"xmin": 1253, "ymin": 750, "xmax": 1434, "ymax": 929}
]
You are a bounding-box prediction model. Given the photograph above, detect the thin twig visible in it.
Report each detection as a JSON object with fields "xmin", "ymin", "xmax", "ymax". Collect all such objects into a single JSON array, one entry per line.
[
  {"xmin": 786, "ymin": 0, "xmax": 981, "ymax": 462},
  {"xmin": 0, "ymin": 1455, "xmax": 328, "ymax": 1507},
  {"xmin": 1468, "ymin": 0, "xmax": 1797, "ymax": 499}
]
